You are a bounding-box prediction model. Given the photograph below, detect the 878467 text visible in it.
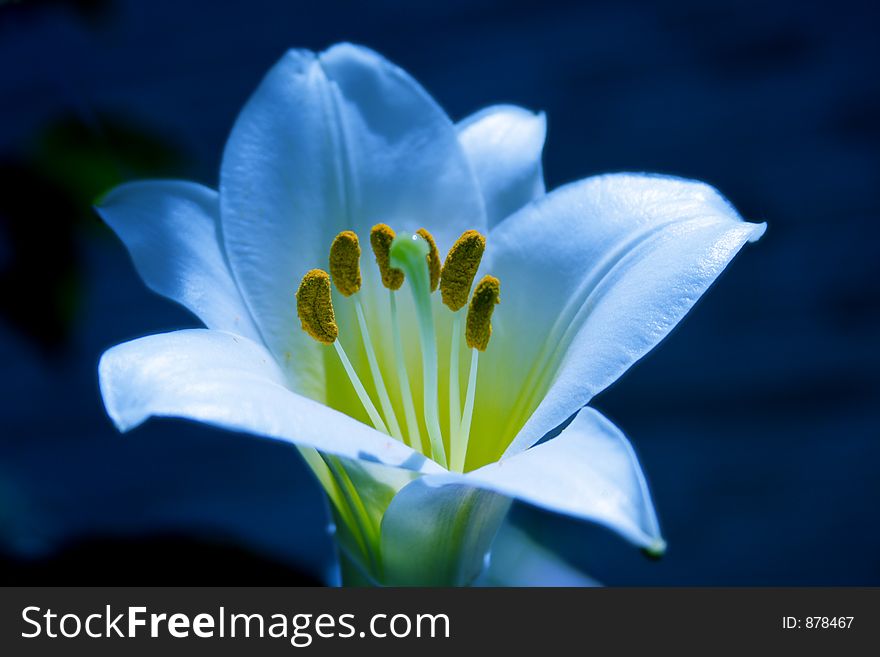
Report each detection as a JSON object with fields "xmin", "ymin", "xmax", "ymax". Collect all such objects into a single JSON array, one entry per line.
[{"xmin": 782, "ymin": 616, "xmax": 854, "ymax": 629}]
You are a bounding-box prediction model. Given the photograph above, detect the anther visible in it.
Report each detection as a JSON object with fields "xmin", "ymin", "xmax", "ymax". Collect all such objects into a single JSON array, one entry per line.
[
  {"xmin": 440, "ymin": 230, "xmax": 486, "ymax": 311},
  {"xmin": 370, "ymin": 224, "xmax": 405, "ymax": 290},
  {"xmin": 329, "ymin": 230, "xmax": 361, "ymax": 297},
  {"xmin": 465, "ymin": 275, "xmax": 500, "ymax": 351},
  {"xmin": 296, "ymin": 269, "xmax": 338, "ymax": 344},
  {"xmin": 416, "ymin": 228, "xmax": 441, "ymax": 292}
]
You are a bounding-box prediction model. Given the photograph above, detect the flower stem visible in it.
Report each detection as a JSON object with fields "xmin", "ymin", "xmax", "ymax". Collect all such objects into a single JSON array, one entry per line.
[
  {"xmin": 391, "ymin": 234, "xmax": 448, "ymax": 468},
  {"xmin": 324, "ymin": 455, "xmax": 380, "ymax": 574},
  {"xmin": 354, "ymin": 297, "xmax": 403, "ymax": 442},
  {"xmin": 448, "ymin": 311, "xmax": 462, "ymax": 465},
  {"xmin": 390, "ymin": 291, "xmax": 422, "ymax": 451},
  {"xmin": 298, "ymin": 447, "xmax": 361, "ymax": 547},
  {"xmin": 454, "ymin": 348, "xmax": 479, "ymax": 472},
  {"xmin": 333, "ymin": 340, "xmax": 389, "ymax": 435}
]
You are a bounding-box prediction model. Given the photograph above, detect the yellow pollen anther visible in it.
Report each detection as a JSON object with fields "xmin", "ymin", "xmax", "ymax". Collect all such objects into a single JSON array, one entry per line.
[
  {"xmin": 416, "ymin": 228, "xmax": 441, "ymax": 292},
  {"xmin": 440, "ymin": 230, "xmax": 486, "ymax": 311},
  {"xmin": 466, "ymin": 275, "xmax": 500, "ymax": 351},
  {"xmin": 295, "ymin": 269, "xmax": 338, "ymax": 345},
  {"xmin": 370, "ymin": 224, "xmax": 404, "ymax": 290},
  {"xmin": 329, "ymin": 230, "xmax": 361, "ymax": 297}
]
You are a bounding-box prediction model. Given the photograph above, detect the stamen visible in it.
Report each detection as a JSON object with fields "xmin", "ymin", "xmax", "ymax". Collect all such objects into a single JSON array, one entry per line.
[
  {"xmin": 454, "ymin": 349, "xmax": 479, "ymax": 473},
  {"xmin": 454, "ymin": 275, "xmax": 500, "ymax": 472},
  {"xmin": 390, "ymin": 292, "xmax": 423, "ymax": 451},
  {"xmin": 332, "ymin": 340, "xmax": 390, "ymax": 436},
  {"xmin": 329, "ymin": 230, "xmax": 362, "ymax": 297},
  {"xmin": 296, "ymin": 269, "xmax": 388, "ymax": 435},
  {"xmin": 465, "ymin": 275, "xmax": 500, "ymax": 352},
  {"xmin": 369, "ymin": 223, "xmax": 404, "ymax": 290},
  {"xmin": 440, "ymin": 230, "xmax": 486, "ymax": 312},
  {"xmin": 373, "ymin": 224, "xmax": 422, "ymax": 450},
  {"xmin": 328, "ymin": 231, "xmax": 403, "ymax": 441},
  {"xmin": 295, "ymin": 269, "xmax": 338, "ymax": 344},
  {"xmin": 354, "ymin": 298, "xmax": 404, "ymax": 442},
  {"xmin": 390, "ymin": 233, "xmax": 448, "ymax": 468},
  {"xmin": 439, "ymin": 230, "xmax": 485, "ymax": 469},
  {"xmin": 416, "ymin": 228, "xmax": 441, "ymax": 292},
  {"xmin": 448, "ymin": 311, "xmax": 463, "ymax": 466}
]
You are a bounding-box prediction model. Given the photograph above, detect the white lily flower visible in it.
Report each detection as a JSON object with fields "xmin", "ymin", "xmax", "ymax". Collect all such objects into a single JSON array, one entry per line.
[{"xmin": 96, "ymin": 43, "xmax": 765, "ymax": 586}]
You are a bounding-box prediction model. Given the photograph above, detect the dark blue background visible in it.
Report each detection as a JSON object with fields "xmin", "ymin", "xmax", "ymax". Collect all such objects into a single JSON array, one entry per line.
[{"xmin": 1, "ymin": 0, "xmax": 878, "ymax": 584}]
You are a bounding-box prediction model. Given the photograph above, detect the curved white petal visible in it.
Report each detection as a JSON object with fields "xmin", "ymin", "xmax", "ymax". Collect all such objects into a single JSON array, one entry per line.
[
  {"xmin": 98, "ymin": 329, "xmax": 443, "ymax": 475},
  {"xmin": 431, "ymin": 408, "xmax": 664, "ymax": 551},
  {"xmin": 220, "ymin": 43, "xmax": 486, "ymax": 391},
  {"xmin": 96, "ymin": 180, "xmax": 260, "ymax": 341},
  {"xmin": 479, "ymin": 173, "xmax": 765, "ymax": 458},
  {"xmin": 380, "ymin": 479, "xmax": 510, "ymax": 585},
  {"xmin": 457, "ymin": 105, "xmax": 546, "ymax": 226}
]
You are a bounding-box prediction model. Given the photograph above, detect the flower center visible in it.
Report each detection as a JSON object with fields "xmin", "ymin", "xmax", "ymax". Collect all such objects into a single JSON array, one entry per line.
[{"xmin": 295, "ymin": 225, "xmax": 500, "ymax": 472}]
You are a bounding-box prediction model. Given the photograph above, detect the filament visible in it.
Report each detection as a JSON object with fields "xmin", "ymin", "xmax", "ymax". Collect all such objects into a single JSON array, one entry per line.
[
  {"xmin": 390, "ymin": 291, "xmax": 423, "ymax": 451},
  {"xmin": 333, "ymin": 340, "xmax": 389, "ymax": 436},
  {"xmin": 354, "ymin": 297, "xmax": 403, "ymax": 441},
  {"xmin": 448, "ymin": 311, "xmax": 462, "ymax": 465},
  {"xmin": 455, "ymin": 348, "xmax": 479, "ymax": 472}
]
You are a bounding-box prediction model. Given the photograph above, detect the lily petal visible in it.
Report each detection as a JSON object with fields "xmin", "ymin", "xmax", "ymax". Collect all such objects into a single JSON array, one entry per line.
[
  {"xmin": 220, "ymin": 43, "xmax": 486, "ymax": 390},
  {"xmin": 457, "ymin": 105, "xmax": 547, "ymax": 226},
  {"xmin": 478, "ymin": 173, "xmax": 765, "ymax": 460},
  {"xmin": 430, "ymin": 408, "xmax": 664, "ymax": 551},
  {"xmin": 96, "ymin": 180, "xmax": 260, "ymax": 341},
  {"xmin": 477, "ymin": 523, "xmax": 600, "ymax": 586},
  {"xmin": 380, "ymin": 479, "xmax": 510, "ymax": 586},
  {"xmin": 98, "ymin": 329, "xmax": 443, "ymax": 475}
]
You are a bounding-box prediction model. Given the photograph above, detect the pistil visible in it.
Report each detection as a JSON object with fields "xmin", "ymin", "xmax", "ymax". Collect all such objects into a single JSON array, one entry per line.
[{"xmin": 390, "ymin": 233, "xmax": 448, "ymax": 468}]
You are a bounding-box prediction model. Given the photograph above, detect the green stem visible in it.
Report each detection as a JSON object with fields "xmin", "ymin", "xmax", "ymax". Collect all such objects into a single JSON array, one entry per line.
[
  {"xmin": 300, "ymin": 449, "xmax": 369, "ymax": 562},
  {"xmin": 324, "ymin": 455, "xmax": 380, "ymax": 575}
]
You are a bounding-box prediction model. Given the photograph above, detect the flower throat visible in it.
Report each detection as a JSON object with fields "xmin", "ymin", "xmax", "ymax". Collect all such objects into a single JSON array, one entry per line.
[{"xmin": 295, "ymin": 225, "xmax": 500, "ymax": 472}]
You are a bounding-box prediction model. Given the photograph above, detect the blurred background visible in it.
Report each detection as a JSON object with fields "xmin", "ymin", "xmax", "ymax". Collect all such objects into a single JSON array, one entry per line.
[{"xmin": 1, "ymin": 0, "xmax": 878, "ymax": 585}]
